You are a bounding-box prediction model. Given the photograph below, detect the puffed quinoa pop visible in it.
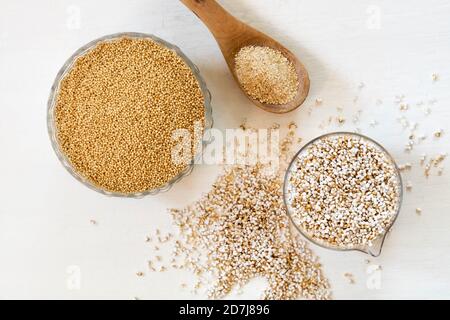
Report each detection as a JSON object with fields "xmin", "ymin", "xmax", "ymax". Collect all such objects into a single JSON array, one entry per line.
[{"xmin": 286, "ymin": 133, "xmax": 401, "ymax": 250}]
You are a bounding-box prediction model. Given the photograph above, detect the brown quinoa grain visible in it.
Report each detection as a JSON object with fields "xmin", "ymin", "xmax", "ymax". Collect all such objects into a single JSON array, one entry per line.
[{"xmin": 54, "ymin": 37, "xmax": 205, "ymax": 194}]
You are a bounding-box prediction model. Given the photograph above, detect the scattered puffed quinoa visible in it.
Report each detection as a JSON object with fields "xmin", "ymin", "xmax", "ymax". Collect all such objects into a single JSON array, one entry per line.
[
  {"xmin": 316, "ymin": 98, "xmax": 323, "ymax": 106},
  {"xmin": 89, "ymin": 219, "xmax": 97, "ymax": 226},
  {"xmin": 425, "ymin": 164, "xmax": 431, "ymax": 178},
  {"xmin": 399, "ymin": 103, "xmax": 409, "ymax": 111},
  {"xmin": 271, "ymin": 122, "xmax": 281, "ymax": 130},
  {"xmin": 169, "ymin": 129, "xmax": 330, "ymax": 300},
  {"xmin": 286, "ymin": 133, "xmax": 401, "ymax": 250},
  {"xmin": 420, "ymin": 154, "xmax": 427, "ymax": 166},
  {"xmin": 432, "ymin": 154, "xmax": 447, "ymax": 167},
  {"xmin": 337, "ymin": 116, "xmax": 346, "ymax": 125},
  {"xmin": 240, "ymin": 119, "xmax": 248, "ymax": 131},
  {"xmin": 416, "ymin": 208, "xmax": 422, "ymax": 215},
  {"xmin": 234, "ymin": 46, "xmax": 299, "ymax": 105},
  {"xmin": 136, "ymin": 272, "xmax": 145, "ymax": 277},
  {"xmin": 434, "ymin": 129, "xmax": 443, "ymax": 138},
  {"xmin": 424, "ymin": 154, "xmax": 447, "ymax": 177},
  {"xmin": 399, "ymin": 163, "xmax": 412, "ymax": 171},
  {"xmin": 288, "ymin": 121, "xmax": 298, "ymax": 130},
  {"xmin": 432, "ymin": 73, "xmax": 439, "ymax": 82},
  {"xmin": 406, "ymin": 181, "xmax": 413, "ymax": 192},
  {"xmin": 344, "ymin": 273, "xmax": 356, "ymax": 284}
]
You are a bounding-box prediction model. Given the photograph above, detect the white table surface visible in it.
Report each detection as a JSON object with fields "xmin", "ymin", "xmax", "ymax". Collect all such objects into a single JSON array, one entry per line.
[{"xmin": 1, "ymin": 0, "xmax": 449, "ymax": 300}]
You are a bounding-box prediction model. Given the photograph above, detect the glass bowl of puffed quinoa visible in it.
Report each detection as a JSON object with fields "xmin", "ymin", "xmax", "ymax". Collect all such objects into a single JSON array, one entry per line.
[
  {"xmin": 283, "ymin": 132, "xmax": 403, "ymax": 257},
  {"xmin": 47, "ymin": 32, "xmax": 213, "ymax": 198}
]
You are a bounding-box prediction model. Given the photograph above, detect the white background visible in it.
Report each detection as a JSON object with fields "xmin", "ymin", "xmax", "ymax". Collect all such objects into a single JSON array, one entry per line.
[{"xmin": 0, "ymin": 0, "xmax": 449, "ymax": 300}]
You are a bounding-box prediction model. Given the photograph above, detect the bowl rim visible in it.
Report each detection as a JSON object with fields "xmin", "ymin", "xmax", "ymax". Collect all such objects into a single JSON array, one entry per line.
[
  {"xmin": 47, "ymin": 32, "xmax": 213, "ymax": 198},
  {"xmin": 283, "ymin": 131, "xmax": 403, "ymax": 256}
]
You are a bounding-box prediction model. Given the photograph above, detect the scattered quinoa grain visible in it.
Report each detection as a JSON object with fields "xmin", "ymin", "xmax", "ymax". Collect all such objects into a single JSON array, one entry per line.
[
  {"xmin": 420, "ymin": 154, "xmax": 427, "ymax": 166},
  {"xmin": 337, "ymin": 116, "xmax": 346, "ymax": 125},
  {"xmin": 399, "ymin": 103, "xmax": 409, "ymax": 111},
  {"xmin": 406, "ymin": 181, "xmax": 413, "ymax": 191},
  {"xmin": 344, "ymin": 273, "xmax": 356, "ymax": 284},
  {"xmin": 434, "ymin": 129, "xmax": 443, "ymax": 138},
  {"xmin": 288, "ymin": 121, "xmax": 298, "ymax": 130},
  {"xmin": 399, "ymin": 163, "xmax": 412, "ymax": 171}
]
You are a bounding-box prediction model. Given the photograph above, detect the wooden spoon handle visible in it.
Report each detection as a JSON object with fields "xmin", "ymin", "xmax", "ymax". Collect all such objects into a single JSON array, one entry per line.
[{"xmin": 180, "ymin": 0, "xmax": 244, "ymax": 42}]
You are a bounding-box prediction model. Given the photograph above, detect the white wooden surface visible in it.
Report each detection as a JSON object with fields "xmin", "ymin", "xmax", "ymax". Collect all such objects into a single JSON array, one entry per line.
[{"xmin": 0, "ymin": 0, "xmax": 449, "ymax": 299}]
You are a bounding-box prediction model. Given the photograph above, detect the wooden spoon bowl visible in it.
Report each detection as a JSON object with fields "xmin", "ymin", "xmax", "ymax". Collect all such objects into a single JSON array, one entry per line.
[{"xmin": 180, "ymin": 0, "xmax": 310, "ymax": 114}]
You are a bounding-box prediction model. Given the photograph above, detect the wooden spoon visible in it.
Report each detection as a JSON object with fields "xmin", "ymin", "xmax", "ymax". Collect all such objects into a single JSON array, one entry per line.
[{"xmin": 180, "ymin": 0, "xmax": 310, "ymax": 114}]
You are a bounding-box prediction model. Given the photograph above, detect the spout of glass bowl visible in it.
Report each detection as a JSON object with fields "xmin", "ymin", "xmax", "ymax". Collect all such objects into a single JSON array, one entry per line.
[{"xmin": 365, "ymin": 233, "xmax": 388, "ymax": 257}]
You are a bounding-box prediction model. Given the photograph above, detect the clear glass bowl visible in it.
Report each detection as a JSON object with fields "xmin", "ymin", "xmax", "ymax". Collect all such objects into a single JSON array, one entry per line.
[
  {"xmin": 283, "ymin": 132, "xmax": 403, "ymax": 257},
  {"xmin": 47, "ymin": 32, "xmax": 213, "ymax": 198}
]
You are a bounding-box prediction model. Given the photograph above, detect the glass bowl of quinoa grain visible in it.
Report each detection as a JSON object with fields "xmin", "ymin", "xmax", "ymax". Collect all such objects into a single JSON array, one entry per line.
[
  {"xmin": 47, "ymin": 33, "xmax": 213, "ymax": 198},
  {"xmin": 283, "ymin": 132, "xmax": 403, "ymax": 257}
]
